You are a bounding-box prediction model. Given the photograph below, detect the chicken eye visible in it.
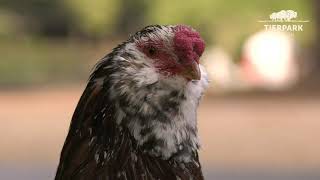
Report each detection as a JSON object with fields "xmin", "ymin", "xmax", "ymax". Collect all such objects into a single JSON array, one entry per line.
[{"xmin": 148, "ymin": 46, "xmax": 156, "ymax": 56}]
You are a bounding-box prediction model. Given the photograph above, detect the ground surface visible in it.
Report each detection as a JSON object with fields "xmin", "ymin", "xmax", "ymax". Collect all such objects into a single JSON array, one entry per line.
[{"xmin": 1, "ymin": 86, "xmax": 319, "ymax": 179}]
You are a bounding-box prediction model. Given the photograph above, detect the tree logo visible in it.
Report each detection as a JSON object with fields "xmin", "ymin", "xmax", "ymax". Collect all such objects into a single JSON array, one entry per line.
[
  {"xmin": 258, "ymin": 10, "xmax": 309, "ymax": 33},
  {"xmin": 269, "ymin": 10, "xmax": 297, "ymax": 22}
]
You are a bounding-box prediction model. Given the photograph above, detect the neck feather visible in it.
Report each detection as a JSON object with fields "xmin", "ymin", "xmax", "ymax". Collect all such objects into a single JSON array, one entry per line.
[{"xmin": 107, "ymin": 51, "xmax": 208, "ymax": 162}]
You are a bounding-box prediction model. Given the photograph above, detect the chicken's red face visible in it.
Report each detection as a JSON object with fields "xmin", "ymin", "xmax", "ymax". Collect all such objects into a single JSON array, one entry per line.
[{"xmin": 136, "ymin": 25, "xmax": 205, "ymax": 81}]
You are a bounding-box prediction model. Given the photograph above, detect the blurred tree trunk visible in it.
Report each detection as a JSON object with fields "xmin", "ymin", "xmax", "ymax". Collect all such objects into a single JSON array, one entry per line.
[
  {"xmin": 313, "ymin": 0, "xmax": 320, "ymax": 77},
  {"xmin": 294, "ymin": 1, "xmax": 320, "ymax": 91},
  {"xmin": 301, "ymin": 0, "xmax": 320, "ymax": 90}
]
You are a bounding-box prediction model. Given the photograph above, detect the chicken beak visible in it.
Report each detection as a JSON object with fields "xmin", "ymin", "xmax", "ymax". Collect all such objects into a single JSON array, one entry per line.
[{"xmin": 181, "ymin": 61, "xmax": 201, "ymax": 80}]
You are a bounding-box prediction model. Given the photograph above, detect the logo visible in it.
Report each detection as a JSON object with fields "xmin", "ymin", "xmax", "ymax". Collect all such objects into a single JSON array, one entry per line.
[{"xmin": 258, "ymin": 10, "xmax": 309, "ymax": 33}]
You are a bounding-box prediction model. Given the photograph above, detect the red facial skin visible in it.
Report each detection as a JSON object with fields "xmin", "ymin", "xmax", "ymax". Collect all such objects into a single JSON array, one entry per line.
[{"xmin": 137, "ymin": 25, "xmax": 205, "ymax": 80}]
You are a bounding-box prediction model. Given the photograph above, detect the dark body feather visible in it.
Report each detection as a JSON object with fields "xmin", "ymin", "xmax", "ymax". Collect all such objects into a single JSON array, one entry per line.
[
  {"xmin": 55, "ymin": 26, "xmax": 205, "ymax": 180},
  {"xmin": 55, "ymin": 74, "xmax": 203, "ymax": 180}
]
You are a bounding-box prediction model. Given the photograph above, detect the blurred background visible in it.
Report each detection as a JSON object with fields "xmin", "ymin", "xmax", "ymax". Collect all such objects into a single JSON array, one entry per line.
[{"xmin": 0, "ymin": 0, "xmax": 320, "ymax": 179}]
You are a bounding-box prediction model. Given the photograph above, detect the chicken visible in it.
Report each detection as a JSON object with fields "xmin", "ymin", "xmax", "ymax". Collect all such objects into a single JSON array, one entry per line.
[{"xmin": 55, "ymin": 24, "xmax": 208, "ymax": 180}]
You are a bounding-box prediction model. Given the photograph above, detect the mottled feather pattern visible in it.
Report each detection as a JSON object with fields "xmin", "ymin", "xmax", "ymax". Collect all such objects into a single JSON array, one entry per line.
[{"xmin": 55, "ymin": 25, "xmax": 208, "ymax": 180}]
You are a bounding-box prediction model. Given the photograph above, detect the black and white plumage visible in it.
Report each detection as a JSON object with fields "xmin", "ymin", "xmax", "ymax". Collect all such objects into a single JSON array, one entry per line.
[{"xmin": 55, "ymin": 25, "xmax": 208, "ymax": 180}]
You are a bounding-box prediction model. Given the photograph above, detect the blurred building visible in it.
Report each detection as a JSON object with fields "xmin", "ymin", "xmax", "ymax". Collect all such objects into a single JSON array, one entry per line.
[{"xmin": 241, "ymin": 30, "xmax": 299, "ymax": 90}]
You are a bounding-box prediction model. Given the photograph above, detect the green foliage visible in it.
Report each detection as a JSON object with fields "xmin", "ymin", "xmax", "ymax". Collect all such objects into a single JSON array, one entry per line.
[
  {"xmin": 62, "ymin": 0, "xmax": 121, "ymax": 36},
  {"xmin": 146, "ymin": 0, "xmax": 315, "ymax": 52},
  {"xmin": 0, "ymin": 39, "xmax": 99, "ymax": 86},
  {"xmin": 0, "ymin": 10, "xmax": 20, "ymax": 37},
  {"xmin": 0, "ymin": 0, "xmax": 317, "ymax": 86}
]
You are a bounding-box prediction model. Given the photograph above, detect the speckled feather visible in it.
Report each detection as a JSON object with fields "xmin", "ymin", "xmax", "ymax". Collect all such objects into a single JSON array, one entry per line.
[{"xmin": 55, "ymin": 25, "xmax": 208, "ymax": 180}]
